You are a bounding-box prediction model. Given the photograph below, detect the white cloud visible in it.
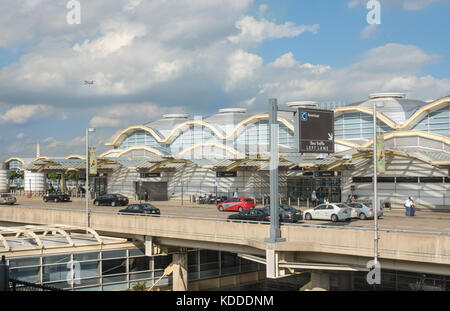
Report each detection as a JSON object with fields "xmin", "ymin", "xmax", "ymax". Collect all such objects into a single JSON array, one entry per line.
[
  {"xmin": 228, "ymin": 16, "xmax": 319, "ymax": 45},
  {"xmin": 226, "ymin": 49, "xmax": 263, "ymax": 91},
  {"xmin": 1, "ymin": 104, "xmax": 55, "ymax": 124}
]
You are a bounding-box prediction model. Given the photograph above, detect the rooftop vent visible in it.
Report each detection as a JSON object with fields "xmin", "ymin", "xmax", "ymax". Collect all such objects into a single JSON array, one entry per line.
[
  {"xmin": 219, "ymin": 108, "xmax": 247, "ymax": 114},
  {"xmin": 286, "ymin": 101, "xmax": 319, "ymax": 109},
  {"xmin": 163, "ymin": 114, "xmax": 189, "ymax": 119},
  {"xmin": 369, "ymin": 93, "xmax": 406, "ymax": 100}
]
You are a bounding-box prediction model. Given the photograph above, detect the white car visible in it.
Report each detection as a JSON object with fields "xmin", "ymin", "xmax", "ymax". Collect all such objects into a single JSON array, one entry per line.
[
  {"xmin": 0, "ymin": 193, "xmax": 16, "ymax": 205},
  {"xmin": 347, "ymin": 202, "xmax": 383, "ymax": 220},
  {"xmin": 303, "ymin": 203, "xmax": 351, "ymax": 222}
]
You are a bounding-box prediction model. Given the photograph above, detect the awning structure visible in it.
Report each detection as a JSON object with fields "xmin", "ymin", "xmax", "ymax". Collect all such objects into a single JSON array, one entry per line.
[
  {"xmin": 0, "ymin": 224, "xmax": 127, "ymax": 254},
  {"xmin": 22, "ymin": 145, "xmax": 450, "ymax": 177}
]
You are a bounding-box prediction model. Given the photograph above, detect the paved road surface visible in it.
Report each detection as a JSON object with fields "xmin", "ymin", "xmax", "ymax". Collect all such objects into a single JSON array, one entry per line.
[{"xmin": 2, "ymin": 197, "xmax": 450, "ymax": 234}]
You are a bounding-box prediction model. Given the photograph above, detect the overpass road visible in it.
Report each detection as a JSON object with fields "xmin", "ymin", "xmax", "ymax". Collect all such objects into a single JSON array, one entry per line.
[{"xmin": 4, "ymin": 197, "xmax": 450, "ymax": 234}]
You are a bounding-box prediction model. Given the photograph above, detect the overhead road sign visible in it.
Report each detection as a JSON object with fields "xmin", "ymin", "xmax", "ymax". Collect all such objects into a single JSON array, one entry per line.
[{"xmin": 296, "ymin": 108, "xmax": 335, "ymax": 154}]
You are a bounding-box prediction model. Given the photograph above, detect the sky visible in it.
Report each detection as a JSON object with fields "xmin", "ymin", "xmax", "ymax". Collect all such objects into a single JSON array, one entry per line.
[{"xmin": 0, "ymin": 0, "xmax": 449, "ymax": 159}]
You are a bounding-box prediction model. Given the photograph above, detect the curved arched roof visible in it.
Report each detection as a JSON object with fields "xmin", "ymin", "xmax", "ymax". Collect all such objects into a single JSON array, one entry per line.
[
  {"xmin": 5, "ymin": 157, "xmax": 25, "ymax": 165},
  {"xmin": 335, "ymin": 96, "xmax": 450, "ymax": 130},
  {"xmin": 105, "ymin": 115, "xmax": 295, "ymax": 148}
]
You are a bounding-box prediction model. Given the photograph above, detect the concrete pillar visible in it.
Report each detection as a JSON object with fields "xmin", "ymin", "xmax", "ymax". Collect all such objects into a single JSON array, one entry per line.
[
  {"xmin": 311, "ymin": 271, "xmax": 330, "ymax": 291},
  {"xmin": 172, "ymin": 250, "xmax": 188, "ymax": 291},
  {"xmin": 61, "ymin": 173, "xmax": 67, "ymax": 193},
  {"xmin": 0, "ymin": 164, "xmax": 8, "ymax": 193}
]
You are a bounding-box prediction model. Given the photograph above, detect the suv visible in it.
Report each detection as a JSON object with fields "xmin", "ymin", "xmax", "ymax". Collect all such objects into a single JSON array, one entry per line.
[
  {"xmin": 1, "ymin": 193, "xmax": 16, "ymax": 205},
  {"xmin": 217, "ymin": 197, "xmax": 255, "ymax": 212},
  {"xmin": 43, "ymin": 192, "xmax": 71, "ymax": 203},
  {"xmin": 94, "ymin": 194, "xmax": 129, "ymax": 207}
]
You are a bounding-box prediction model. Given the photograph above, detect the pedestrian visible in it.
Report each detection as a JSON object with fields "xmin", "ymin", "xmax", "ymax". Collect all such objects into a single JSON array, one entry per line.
[
  {"xmin": 144, "ymin": 191, "xmax": 149, "ymax": 202},
  {"xmin": 404, "ymin": 197, "xmax": 413, "ymax": 216},
  {"xmin": 347, "ymin": 195, "xmax": 352, "ymax": 204},
  {"xmin": 233, "ymin": 188, "xmax": 238, "ymax": 197},
  {"xmin": 311, "ymin": 190, "xmax": 317, "ymax": 206},
  {"xmin": 324, "ymin": 197, "xmax": 329, "ymax": 204},
  {"xmin": 410, "ymin": 197, "xmax": 416, "ymax": 216}
]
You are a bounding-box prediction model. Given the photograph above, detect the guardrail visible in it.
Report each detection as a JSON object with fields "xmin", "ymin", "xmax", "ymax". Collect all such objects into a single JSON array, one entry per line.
[
  {"xmin": 4, "ymin": 204, "xmax": 450, "ymax": 237},
  {"xmin": 9, "ymin": 278, "xmax": 65, "ymax": 291}
]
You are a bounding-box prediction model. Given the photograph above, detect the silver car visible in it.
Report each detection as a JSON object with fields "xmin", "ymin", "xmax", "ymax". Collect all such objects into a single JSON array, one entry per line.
[
  {"xmin": 347, "ymin": 202, "xmax": 383, "ymax": 220},
  {"xmin": 0, "ymin": 193, "xmax": 16, "ymax": 205}
]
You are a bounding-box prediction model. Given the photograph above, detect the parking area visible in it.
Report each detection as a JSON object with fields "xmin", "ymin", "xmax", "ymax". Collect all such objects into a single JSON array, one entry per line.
[{"xmin": 3, "ymin": 196, "xmax": 450, "ymax": 234}]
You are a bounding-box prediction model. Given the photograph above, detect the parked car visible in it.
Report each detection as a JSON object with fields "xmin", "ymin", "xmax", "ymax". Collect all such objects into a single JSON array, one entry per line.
[
  {"xmin": 0, "ymin": 193, "xmax": 16, "ymax": 205},
  {"xmin": 303, "ymin": 203, "xmax": 351, "ymax": 222},
  {"xmin": 262, "ymin": 204, "xmax": 303, "ymax": 223},
  {"xmin": 347, "ymin": 201, "xmax": 383, "ymax": 220},
  {"xmin": 94, "ymin": 194, "xmax": 129, "ymax": 207},
  {"xmin": 118, "ymin": 203, "xmax": 160, "ymax": 215},
  {"xmin": 217, "ymin": 197, "xmax": 255, "ymax": 212},
  {"xmin": 43, "ymin": 192, "xmax": 71, "ymax": 203},
  {"xmin": 198, "ymin": 194, "xmax": 228, "ymax": 204},
  {"xmin": 227, "ymin": 208, "xmax": 269, "ymax": 222}
]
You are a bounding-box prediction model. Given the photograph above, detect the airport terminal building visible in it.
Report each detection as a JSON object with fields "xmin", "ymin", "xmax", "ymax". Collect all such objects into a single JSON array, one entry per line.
[{"xmin": 2, "ymin": 93, "xmax": 450, "ymax": 209}]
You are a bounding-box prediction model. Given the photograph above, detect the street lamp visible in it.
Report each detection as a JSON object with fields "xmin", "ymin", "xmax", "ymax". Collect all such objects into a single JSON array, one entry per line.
[
  {"xmin": 86, "ymin": 127, "xmax": 95, "ymax": 229},
  {"xmin": 369, "ymin": 95, "xmax": 385, "ymax": 266}
]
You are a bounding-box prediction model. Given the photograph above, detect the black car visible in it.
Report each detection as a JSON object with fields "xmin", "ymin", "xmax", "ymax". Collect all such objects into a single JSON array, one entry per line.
[
  {"xmin": 262, "ymin": 204, "xmax": 303, "ymax": 223},
  {"xmin": 118, "ymin": 203, "xmax": 160, "ymax": 215},
  {"xmin": 43, "ymin": 192, "xmax": 71, "ymax": 203},
  {"xmin": 93, "ymin": 194, "xmax": 129, "ymax": 207},
  {"xmin": 227, "ymin": 209, "xmax": 269, "ymax": 222}
]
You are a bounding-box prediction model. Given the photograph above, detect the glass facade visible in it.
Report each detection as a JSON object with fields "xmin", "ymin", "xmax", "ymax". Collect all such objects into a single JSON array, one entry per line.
[
  {"xmin": 335, "ymin": 113, "xmax": 392, "ymax": 141},
  {"xmin": 412, "ymin": 106, "xmax": 450, "ymax": 137},
  {"xmin": 6, "ymin": 247, "xmax": 264, "ymax": 291}
]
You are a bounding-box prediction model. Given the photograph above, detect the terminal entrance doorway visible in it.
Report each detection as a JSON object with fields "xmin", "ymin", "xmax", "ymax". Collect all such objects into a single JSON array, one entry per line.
[
  {"xmin": 287, "ymin": 176, "xmax": 341, "ymax": 204},
  {"xmin": 135, "ymin": 182, "xmax": 168, "ymax": 201},
  {"xmin": 92, "ymin": 176, "xmax": 107, "ymax": 197}
]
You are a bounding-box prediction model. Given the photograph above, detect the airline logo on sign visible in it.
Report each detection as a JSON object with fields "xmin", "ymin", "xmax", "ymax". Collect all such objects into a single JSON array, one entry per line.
[{"xmin": 298, "ymin": 108, "xmax": 335, "ymax": 154}]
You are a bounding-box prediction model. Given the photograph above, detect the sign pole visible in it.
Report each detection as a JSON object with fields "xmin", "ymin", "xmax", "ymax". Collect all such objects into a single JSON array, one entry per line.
[
  {"xmin": 265, "ymin": 98, "xmax": 284, "ymax": 243},
  {"xmin": 85, "ymin": 128, "xmax": 89, "ymax": 230},
  {"xmin": 373, "ymin": 103, "xmax": 379, "ymax": 266}
]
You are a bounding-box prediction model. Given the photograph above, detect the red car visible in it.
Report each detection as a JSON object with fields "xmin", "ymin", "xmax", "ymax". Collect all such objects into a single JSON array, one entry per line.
[{"xmin": 217, "ymin": 197, "xmax": 255, "ymax": 212}]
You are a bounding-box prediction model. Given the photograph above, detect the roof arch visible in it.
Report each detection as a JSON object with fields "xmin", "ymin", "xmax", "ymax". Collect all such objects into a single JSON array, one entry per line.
[
  {"xmin": 334, "ymin": 96, "xmax": 450, "ymax": 130},
  {"xmin": 5, "ymin": 157, "xmax": 25, "ymax": 165},
  {"xmin": 105, "ymin": 115, "xmax": 295, "ymax": 148},
  {"xmin": 64, "ymin": 155, "xmax": 85, "ymax": 160}
]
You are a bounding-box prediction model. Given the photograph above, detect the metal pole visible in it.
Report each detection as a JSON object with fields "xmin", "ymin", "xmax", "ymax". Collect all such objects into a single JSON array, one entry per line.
[
  {"xmin": 86, "ymin": 128, "xmax": 89, "ymax": 229},
  {"xmin": 373, "ymin": 103, "xmax": 379, "ymax": 265},
  {"xmin": 265, "ymin": 98, "xmax": 284, "ymax": 243}
]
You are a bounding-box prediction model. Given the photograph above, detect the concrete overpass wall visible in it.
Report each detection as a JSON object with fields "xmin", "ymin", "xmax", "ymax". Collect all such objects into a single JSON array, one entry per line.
[{"xmin": 0, "ymin": 206, "xmax": 449, "ymax": 274}]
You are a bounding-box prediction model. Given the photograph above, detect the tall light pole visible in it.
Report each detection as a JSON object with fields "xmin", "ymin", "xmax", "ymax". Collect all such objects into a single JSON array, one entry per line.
[
  {"xmin": 86, "ymin": 128, "xmax": 95, "ymax": 229},
  {"xmin": 371, "ymin": 98, "xmax": 384, "ymax": 265}
]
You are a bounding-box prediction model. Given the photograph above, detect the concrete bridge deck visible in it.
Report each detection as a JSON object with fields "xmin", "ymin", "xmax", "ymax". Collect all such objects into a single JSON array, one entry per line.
[{"xmin": 0, "ymin": 203, "xmax": 449, "ymax": 278}]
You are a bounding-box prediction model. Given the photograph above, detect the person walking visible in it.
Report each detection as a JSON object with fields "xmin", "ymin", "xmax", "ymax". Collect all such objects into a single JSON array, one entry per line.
[
  {"xmin": 311, "ymin": 190, "xmax": 317, "ymax": 207},
  {"xmin": 404, "ymin": 197, "xmax": 413, "ymax": 216},
  {"xmin": 410, "ymin": 197, "xmax": 416, "ymax": 216},
  {"xmin": 144, "ymin": 191, "xmax": 149, "ymax": 202},
  {"xmin": 233, "ymin": 188, "xmax": 238, "ymax": 198}
]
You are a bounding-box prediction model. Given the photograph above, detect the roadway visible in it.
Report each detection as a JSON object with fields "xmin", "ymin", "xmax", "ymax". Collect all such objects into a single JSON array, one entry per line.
[{"xmin": 4, "ymin": 196, "xmax": 450, "ymax": 234}]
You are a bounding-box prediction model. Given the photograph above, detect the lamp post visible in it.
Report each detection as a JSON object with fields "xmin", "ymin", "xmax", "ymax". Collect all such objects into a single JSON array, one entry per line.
[
  {"xmin": 372, "ymin": 100, "xmax": 384, "ymax": 265},
  {"xmin": 86, "ymin": 128, "xmax": 95, "ymax": 229}
]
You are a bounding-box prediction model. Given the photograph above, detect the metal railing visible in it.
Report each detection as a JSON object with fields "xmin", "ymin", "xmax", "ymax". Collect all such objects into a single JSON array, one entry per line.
[{"xmin": 9, "ymin": 279, "xmax": 65, "ymax": 291}]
